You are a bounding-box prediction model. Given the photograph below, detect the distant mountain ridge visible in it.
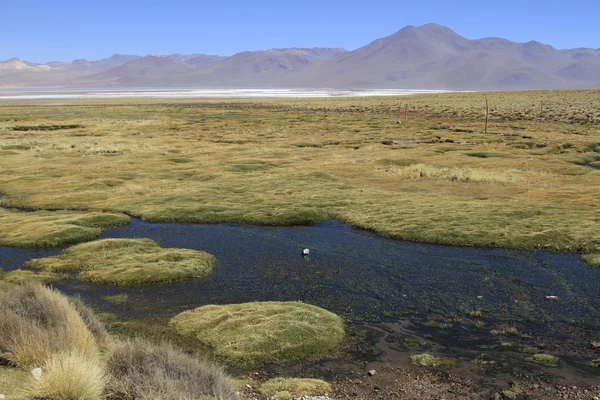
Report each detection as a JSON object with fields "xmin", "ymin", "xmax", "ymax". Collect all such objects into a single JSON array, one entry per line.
[{"xmin": 1, "ymin": 24, "xmax": 599, "ymax": 90}]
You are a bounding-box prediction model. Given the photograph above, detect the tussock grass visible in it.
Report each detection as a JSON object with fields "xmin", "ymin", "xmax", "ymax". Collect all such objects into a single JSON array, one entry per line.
[
  {"xmin": 583, "ymin": 254, "xmax": 600, "ymax": 268},
  {"xmin": 25, "ymin": 350, "xmax": 106, "ymax": 400},
  {"xmin": 260, "ymin": 378, "xmax": 330, "ymax": 399},
  {"xmin": 0, "ymin": 283, "xmax": 98, "ymax": 369},
  {"xmin": 105, "ymin": 338, "xmax": 237, "ymax": 400},
  {"xmin": 170, "ymin": 301, "xmax": 345, "ymax": 366},
  {"xmin": 410, "ymin": 353, "xmax": 458, "ymax": 368},
  {"xmin": 25, "ymin": 238, "xmax": 215, "ymax": 286},
  {"xmin": 0, "ymin": 208, "xmax": 130, "ymax": 247}
]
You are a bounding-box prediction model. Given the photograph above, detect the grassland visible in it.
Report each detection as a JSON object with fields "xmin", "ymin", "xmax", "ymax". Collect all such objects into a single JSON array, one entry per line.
[
  {"xmin": 25, "ymin": 238, "xmax": 215, "ymax": 286},
  {"xmin": 0, "ymin": 90, "xmax": 598, "ymax": 255}
]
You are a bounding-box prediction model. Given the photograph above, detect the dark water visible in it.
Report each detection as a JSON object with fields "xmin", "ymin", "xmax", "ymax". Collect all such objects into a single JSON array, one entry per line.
[
  {"xmin": 2, "ymin": 219, "xmax": 599, "ymax": 325},
  {"xmin": 2, "ymin": 218, "xmax": 600, "ymax": 375}
]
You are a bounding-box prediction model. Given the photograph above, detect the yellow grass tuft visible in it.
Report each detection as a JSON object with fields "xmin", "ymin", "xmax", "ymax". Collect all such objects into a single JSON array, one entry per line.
[{"xmin": 25, "ymin": 350, "xmax": 105, "ymax": 400}]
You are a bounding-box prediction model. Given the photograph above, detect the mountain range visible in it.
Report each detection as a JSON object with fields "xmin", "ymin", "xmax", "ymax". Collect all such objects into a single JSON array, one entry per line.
[{"xmin": 1, "ymin": 23, "xmax": 599, "ymax": 90}]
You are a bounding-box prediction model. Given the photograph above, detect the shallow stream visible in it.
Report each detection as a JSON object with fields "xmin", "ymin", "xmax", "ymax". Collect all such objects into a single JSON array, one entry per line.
[{"xmin": 1, "ymin": 218, "xmax": 599, "ymax": 378}]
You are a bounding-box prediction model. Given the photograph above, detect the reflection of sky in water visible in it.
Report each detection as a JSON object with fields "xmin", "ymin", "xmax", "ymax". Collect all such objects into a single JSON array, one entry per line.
[{"xmin": 1, "ymin": 219, "xmax": 599, "ymax": 327}]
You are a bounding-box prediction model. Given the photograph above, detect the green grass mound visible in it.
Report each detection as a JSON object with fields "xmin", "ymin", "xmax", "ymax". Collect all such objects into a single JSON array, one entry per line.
[
  {"xmin": 0, "ymin": 208, "xmax": 130, "ymax": 247},
  {"xmin": 170, "ymin": 301, "xmax": 345, "ymax": 366},
  {"xmin": 25, "ymin": 238, "xmax": 215, "ymax": 286},
  {"xmin": 260, "ymin": 378, "xmax": 330, "ymax": 399},
  {"xmin": 410, "ymin": 353, "xmax": 458, "ymax": 368},
  {"xmin": 583, "ymin": 254, "xmax": 600, "ymax": 268}
]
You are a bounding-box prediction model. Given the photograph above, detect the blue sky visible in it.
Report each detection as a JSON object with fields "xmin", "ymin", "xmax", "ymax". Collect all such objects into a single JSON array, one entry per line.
[{"xmin": 1, "ymin": 0, "xmax": 598, "ymax": 63}]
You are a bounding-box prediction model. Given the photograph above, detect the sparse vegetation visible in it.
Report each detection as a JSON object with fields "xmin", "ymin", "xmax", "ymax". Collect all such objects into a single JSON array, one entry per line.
[
  {"xmin": 170, "ymin": 301, "xmax": 345, "ymax": 366},
  {"xmin": 25, "ymin": 238, "xmax": 215, "ymax": 286},
  {"xmin": 410, "ymin": 353, "xmax": 458, "ymax": 367},
  {"xmin": 260, "ymin": 378, "xmax": 330, "ymax": 399},
  {"xmin": 530, "ymin": 353, "xmax": 559, "ymax": 367}
]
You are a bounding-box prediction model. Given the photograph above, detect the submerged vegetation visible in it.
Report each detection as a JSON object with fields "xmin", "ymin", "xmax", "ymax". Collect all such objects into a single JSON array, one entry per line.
[
  {"xmin": 170, "ymin": 301, "xmax": 345, "ymax": 366},
  {"xmin": 25, "ymin": 238, "xmax": 215, "ymax": 286},
  {"xmin": 0, "ymin": 90, "xmax": 598, "ymax": 252},
  {"xmin": 410, "ymin": 353, "xmax": 459, "ymax": 367}
]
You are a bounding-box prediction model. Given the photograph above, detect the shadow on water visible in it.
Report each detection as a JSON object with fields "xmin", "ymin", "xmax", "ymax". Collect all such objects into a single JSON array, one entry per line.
[{"xmin": 1, "ymin": 218, "xmax": 599, "ymax": 380}]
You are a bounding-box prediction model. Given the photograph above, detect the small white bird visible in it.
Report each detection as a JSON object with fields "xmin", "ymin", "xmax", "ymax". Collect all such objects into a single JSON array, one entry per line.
[{"xmin": 302, "ymin": 248, "xmax": 310, "ymax": 256}]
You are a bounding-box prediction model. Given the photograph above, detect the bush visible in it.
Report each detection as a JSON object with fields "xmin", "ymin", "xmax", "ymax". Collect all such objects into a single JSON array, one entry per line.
[
  {"xmin": 25, "ymin": 350, "xmax": 105, "ymax": 400},
  {"xmin": 0, "ymin": 283, "xmax": 98, "ymax": 369},
  {"xmin": 105, "ymin": 338, "xmax": 237, "ymax": 400}
]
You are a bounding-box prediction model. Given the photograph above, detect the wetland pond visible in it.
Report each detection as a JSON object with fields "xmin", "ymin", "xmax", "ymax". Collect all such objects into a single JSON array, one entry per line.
[{"xmin": 1, "ymin": 218, "xmax": 599, "ymax": 380}]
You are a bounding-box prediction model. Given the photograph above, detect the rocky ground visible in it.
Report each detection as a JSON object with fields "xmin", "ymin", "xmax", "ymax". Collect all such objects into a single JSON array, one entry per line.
[{"xmin": 237, "ymin": 364, "xmax": 600, "ymax": 400}]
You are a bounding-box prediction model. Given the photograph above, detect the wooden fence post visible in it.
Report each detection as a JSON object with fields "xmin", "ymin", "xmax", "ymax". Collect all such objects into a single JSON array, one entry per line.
[
  {"xmin": 404, "ymin": 103, "xmax": 408, "ymax": 127},
  {"xmin": 485, "ymin": 98, "xmax": 489, "ymax": 134}
]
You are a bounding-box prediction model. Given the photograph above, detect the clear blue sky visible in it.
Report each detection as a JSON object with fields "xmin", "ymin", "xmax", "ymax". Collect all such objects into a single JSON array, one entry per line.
[{"xmin": 1, "ymin": 0, "xmax": 598, "ymax": 63}]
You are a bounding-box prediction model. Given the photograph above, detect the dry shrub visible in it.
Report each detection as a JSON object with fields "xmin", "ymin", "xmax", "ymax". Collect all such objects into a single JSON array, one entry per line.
[
  {"xmin": 0, "ymin": 283, "xmax": 98, "ymax": 369},
  {"xmin": 25, "ymin": 350, "xmax": 106, "ymax": 400},
  {"xmin": 105, "ymin": 338, "xmax": 237, "ymax": 400},
  {"xmin": 69, "ymin": 295, "xmax": 109, "ymax": 346}
]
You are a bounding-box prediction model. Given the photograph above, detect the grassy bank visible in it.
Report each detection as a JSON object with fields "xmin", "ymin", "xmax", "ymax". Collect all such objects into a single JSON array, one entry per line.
[
  {"xmin": 0, "ymin": 90, "xmax": 598, "ymax": 252},
  {"xmin": 0, "ymin": 208, "xmax": 130, "ymax": 247}
]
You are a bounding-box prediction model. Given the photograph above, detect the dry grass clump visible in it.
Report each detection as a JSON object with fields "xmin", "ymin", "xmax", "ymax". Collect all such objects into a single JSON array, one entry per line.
[
  {"xmin": 25, "ymin": 238, "xmax": 215, "ymax": 286},
  {"xmin": 583, "ymin": 254, "xmax": 600, "ymax": 268},
  {"xmin": 0, "ymin": 208, "xmax": 130, "ymax": 247},
  {"xmin": 410, "ymin": 353, "xmax": 458, "ymax": 368},
  {"xmin": 260, "ymin": 378, "xmax": 330, "ymax": 399},
  {"xmin": 105, "ymin": 338, "xmax": 237, "ymax": 400},
  {"xmin": 171, "ymin": 302, "xmax": 345, "ymax": 366},
  {"xmin": 25, "ymin": 350, "xmax": 106, "ymax": 400},
  {"xmin": 0, "ymin": 283, "xmax": 98, "ymax": 369},
  {"xmin": 385, "ymin": 163, "xmax": 526, "ymax": 183}
]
